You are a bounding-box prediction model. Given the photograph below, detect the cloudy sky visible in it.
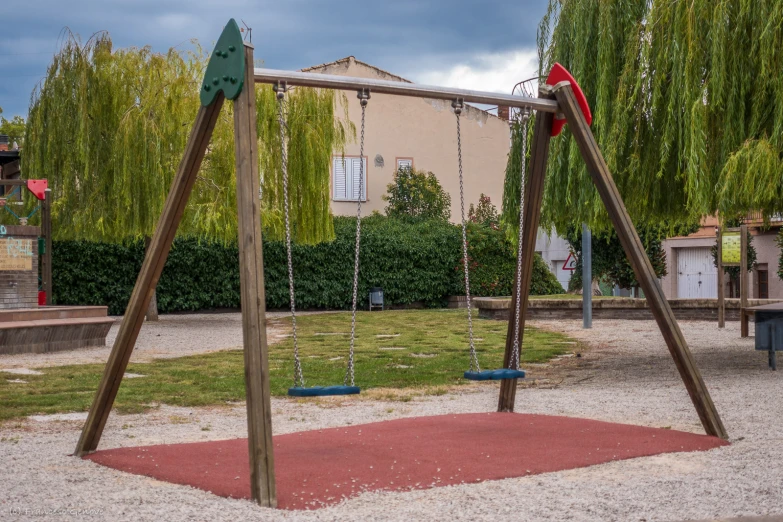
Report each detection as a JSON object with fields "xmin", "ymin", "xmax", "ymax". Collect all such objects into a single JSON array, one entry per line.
[{"xmin": 1, "ymin": 0, "xmax": 548, "ymax": 118}]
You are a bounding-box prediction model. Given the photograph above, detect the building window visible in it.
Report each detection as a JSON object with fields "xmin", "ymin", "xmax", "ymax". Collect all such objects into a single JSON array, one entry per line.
[
  {"xmin": 396, "ymin": 157, "xmax": 413, "ymax": 170},
  {"xmin": 333, "ymin": 156, "xmax": 367, "ymax": 201},
  {"xmin": 759, "ymin": 269, "xmax": 769, "ymax": 299}
]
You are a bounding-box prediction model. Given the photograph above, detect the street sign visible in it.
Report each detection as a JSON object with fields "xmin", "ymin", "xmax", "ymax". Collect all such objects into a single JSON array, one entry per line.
[
  {"xmin": 563, "ymin": 253, "xmax": 577, "ymax": 271},
  {"xmin": 722, "ymin": 231, "xmax": 741, "ymax": 266}
]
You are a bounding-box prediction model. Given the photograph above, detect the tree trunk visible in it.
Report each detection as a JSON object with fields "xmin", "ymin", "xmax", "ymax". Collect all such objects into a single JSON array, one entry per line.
[{"xmin": 144, "ymin": 236, "xmax": 160, "ymax": 321}]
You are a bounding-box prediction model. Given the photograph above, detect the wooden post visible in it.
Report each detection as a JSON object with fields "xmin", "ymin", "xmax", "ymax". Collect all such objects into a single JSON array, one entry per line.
[
  {"xmin": 553, "ymin": 82, "xmax": 727, "ymax": 439},
  {"xmin": 740, "ymin": 224, "xmax": 749, "ymax": 337},
  {"xmin": 498, "ymin": 93, "xmax": 555, "ymax": 413},
  {"xmin": 143, "ymin": 237, "xmax": 159, "ymax": 322},
  {"xmin": 75, "ymin": 95, "xmax": 225, "ymax": 456},
  {"xmin": 41, "ymin": 188, "xmax": 53, "ymax": 306},
  {"xmin": 233, "ymin": 43, "xmax": 277, "ymax": 508},
  {"xmin": 717, "ymin": 227, "xmax": 725, "ymax": 328}
]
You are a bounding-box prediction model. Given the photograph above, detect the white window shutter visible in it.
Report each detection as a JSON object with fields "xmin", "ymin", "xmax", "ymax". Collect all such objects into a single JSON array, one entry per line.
[
  {"xmin": 350, "ymin": 157, "xmax": 360, "ymax": 200},
  {"xmin": 360, "ymin": 157, "xmax": 367, "ymax": 200},
  {"xmin": 333, "ymin": 157, "xmax": 347, "ymax": 200},
  {"xmin": 350, "ymin": 157, "xmax": 366, "ymax": 201}
]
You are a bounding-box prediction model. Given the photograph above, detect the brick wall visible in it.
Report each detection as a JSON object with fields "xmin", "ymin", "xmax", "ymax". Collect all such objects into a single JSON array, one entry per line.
[{"xmin": 0, "ymin": 225, "xmax": 40, "ymax": 310}]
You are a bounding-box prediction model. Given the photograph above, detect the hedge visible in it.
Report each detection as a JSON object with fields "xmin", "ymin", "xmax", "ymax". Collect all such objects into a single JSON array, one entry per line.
[
  {"xmin": 52, "ymin": 216, "xmax": 563, "ymax": 315},
  {"xmin": 464, "ymin": 222, "xmax": 564, "ymax": 297}
]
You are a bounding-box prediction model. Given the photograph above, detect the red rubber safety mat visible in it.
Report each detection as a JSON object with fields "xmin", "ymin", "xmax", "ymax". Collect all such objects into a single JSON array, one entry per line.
[{"xmin": 85, "ymin": 412, "xmax": 728, "ymax": 510}]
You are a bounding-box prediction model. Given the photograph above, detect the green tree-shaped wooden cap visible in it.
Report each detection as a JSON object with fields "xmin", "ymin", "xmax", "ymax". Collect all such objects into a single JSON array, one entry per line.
[{"xmin": 200, "ymin": 19, "xmax": 245, "ymax": 106}]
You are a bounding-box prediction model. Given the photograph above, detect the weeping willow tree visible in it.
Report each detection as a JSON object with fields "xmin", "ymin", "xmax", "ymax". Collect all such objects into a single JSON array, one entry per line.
[
  {"xmin": 24, "ymin": 30, "xmax": 352, "ymax": 245},
  {"xmin": 528, "ymin": 0, "xmax": 783, "ymax": 234},
  {"xmin": 501, "ymin": 119, "xmax": 532, "ymax": 244},
  {"xmin": 257, "ymin": 86, "xmax": 352, "ymax": 244}
]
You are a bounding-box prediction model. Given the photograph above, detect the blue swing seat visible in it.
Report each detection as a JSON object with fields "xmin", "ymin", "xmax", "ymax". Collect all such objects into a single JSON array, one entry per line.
[
  {"xmin": 287, "ymin": 385, "xmax": 361, "ymax": 397},
  {"xmin": 463, "ymin": 369, "xmax": 526, "ymax": 381}
]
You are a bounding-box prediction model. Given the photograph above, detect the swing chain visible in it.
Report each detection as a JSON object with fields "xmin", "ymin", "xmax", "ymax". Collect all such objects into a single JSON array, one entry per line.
[
  {"xmin": 453, "ymin": 98, "xmax": 480, "ymax": 373},
  {"xmin": 273, "ymin": 81, "xmax": 287, "ymax": 99},
  {"xmin": 275, "ymin": 83, "xmax": 305, "ymax": 388},
  {"xmin": 510, "ymin": 110, "xmax": 531, "ymax": 371},
  {"xmin": 346, "ymin": 88, "xmax": 370, "ymax": 387}
]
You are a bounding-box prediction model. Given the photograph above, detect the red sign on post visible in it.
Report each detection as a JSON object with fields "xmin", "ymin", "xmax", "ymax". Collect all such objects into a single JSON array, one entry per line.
[{"xmin": 562, "ymin": 253, "xmax": 577, "ymax": 271}]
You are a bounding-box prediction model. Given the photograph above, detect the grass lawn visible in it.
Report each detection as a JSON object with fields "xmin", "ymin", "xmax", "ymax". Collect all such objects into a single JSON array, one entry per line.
[{"xmin": 0, "ymin": 309, "xmax": 577, "ymax": 423}]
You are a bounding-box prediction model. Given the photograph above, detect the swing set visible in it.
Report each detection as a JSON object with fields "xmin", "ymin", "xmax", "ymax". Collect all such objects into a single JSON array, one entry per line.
[
  {"xmin": 75, "ymin": 20, "xmax": 727, "ymax": 508},
  {"xmin": 275, "ymin": 83, "xmax": 525, "ymax": 395}
]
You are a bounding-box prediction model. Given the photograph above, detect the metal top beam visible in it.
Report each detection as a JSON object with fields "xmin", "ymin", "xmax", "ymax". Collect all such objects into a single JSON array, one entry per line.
[{"xmin": 253, "ymin": 68, "xmax": 560, "ymax": 114}]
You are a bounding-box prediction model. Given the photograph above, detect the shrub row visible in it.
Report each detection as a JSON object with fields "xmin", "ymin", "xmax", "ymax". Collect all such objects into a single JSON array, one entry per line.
[{"xmin": 52, "ymin": 216, "xmax": 563, "ymax": 315}]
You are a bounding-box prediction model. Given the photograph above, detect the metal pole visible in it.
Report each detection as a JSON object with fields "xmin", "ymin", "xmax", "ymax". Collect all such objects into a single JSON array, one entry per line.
[
  {"xmin": 253, "ymin": 68, "xmax": 561, "ymax": 114},
  {"xmin": 582, "ymin": 223, "xmax": 592, "ymax": 328}
]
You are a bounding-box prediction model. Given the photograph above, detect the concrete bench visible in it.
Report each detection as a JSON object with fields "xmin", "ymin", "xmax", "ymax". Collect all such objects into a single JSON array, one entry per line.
[{"xmin": 0, "ymin": 307, "xmax": 114, "ymax": 355}]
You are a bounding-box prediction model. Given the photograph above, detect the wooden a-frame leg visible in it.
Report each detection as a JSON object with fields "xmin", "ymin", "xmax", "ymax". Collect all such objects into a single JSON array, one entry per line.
[
  {"xmin": 553, "ymin": 82, "xmax": 728, "ymax": 439},
  {"xmin": 234, "ymin": 43, "xmax": 277, "ymax": 508},
  {"xmin": 498, "ymin": 94, "xmax": 555, "ymax": 413},
  {"xmin": 75, "ymin": 95, "xmax": 225, "ymax": 456},
  {"xmin": 717, "ymin": 227, "xmax": 725, "ymax": 328}
]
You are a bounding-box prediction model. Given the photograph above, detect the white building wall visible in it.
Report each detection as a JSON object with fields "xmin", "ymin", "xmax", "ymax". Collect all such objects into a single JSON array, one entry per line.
[
  {"xmin": 535, "ymin": 228, "xmax": 572, "ymax": 290},
  {"xmin": 749, "ymin": 231, "xmax": 783, "ymax": 298},
  {"xmin": 307, "ymin": 57, "xmax": 511, "ymax": 223},
  {"xmin": 662, "ymin": 229, "xmax": 783, "ymax": 299}
]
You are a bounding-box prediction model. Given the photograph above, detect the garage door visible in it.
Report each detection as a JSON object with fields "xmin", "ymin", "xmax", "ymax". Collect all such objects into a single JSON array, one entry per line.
[{"xmin": 677, "ymin": 247, "xmax": 717, "ymax": 298}]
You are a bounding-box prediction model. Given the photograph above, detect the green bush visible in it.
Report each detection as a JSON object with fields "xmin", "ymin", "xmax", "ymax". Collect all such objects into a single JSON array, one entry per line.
[
  {"xmin": 264, "ymin": 215, "xmax": 463, "ymax": 310},
  {"xmin": 383, "ymin": 167, "xmax": 451, "ymax": 221},
  {"xmin": 468, "ymin": 194, "xmax": 500, "ymax": 228},
  {"xmin": 52, "ymin": 239, "xmax": 242, "ymax": 315},
  {"xmin": 465, "ymin": 223, "xmax": 563, "ymax": 296},
  {"xmin": 52, "ymin": 216, "xmax": 563, "ymax": 315}
]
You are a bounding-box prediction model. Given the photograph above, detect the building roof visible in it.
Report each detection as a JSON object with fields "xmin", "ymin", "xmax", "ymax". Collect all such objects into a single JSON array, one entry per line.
[
  {"xmin": 301, "ymin": 56, "xmax": 412, "ymax": 84},
  {"xmin": 302, "ymin": 56, "xmax": 504, "ymax": 122}
]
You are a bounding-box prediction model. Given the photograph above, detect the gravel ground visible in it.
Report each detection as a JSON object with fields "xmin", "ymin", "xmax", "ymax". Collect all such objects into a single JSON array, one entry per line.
[
  {"xmin": 0, "ymin": 312, "xmax": 296, "ymax": 369},
  {"xmin": 1, "ymin": 316, "xmax": 782, "ymax": 522}
]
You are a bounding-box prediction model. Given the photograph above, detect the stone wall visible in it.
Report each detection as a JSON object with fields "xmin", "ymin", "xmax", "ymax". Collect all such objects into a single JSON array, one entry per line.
[
  {"xmin": 0, "ymin": 225, "xmax": 39, "ymax": 310},
  {"xmin": 474, "ymin": 297, "xmax": 781, "ymax": 321}
]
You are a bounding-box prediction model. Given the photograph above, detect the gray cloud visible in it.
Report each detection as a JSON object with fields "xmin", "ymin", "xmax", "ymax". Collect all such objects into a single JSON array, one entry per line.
[{"xmin": 0, "ymin": 0, "xmax": 547, "ymax": 117}]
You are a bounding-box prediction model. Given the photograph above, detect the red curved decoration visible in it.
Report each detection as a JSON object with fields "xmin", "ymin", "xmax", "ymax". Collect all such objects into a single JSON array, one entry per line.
[
  {"xmin": 26, "ymin": 179, "xmax": 48, "ymax": 201},
  {"xmin": 545, "ymin": 63, "xmax": 592, "ymax": 137}
]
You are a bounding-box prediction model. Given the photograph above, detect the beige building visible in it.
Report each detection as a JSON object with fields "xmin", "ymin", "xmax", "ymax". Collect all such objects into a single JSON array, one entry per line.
[
  {"xmin": 304, "ymin": 57, "xmax": 511, "ymax": 222},
  {"xmin": 661, "ymin": 214, "xmax": 783, "ymax": 299}
]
